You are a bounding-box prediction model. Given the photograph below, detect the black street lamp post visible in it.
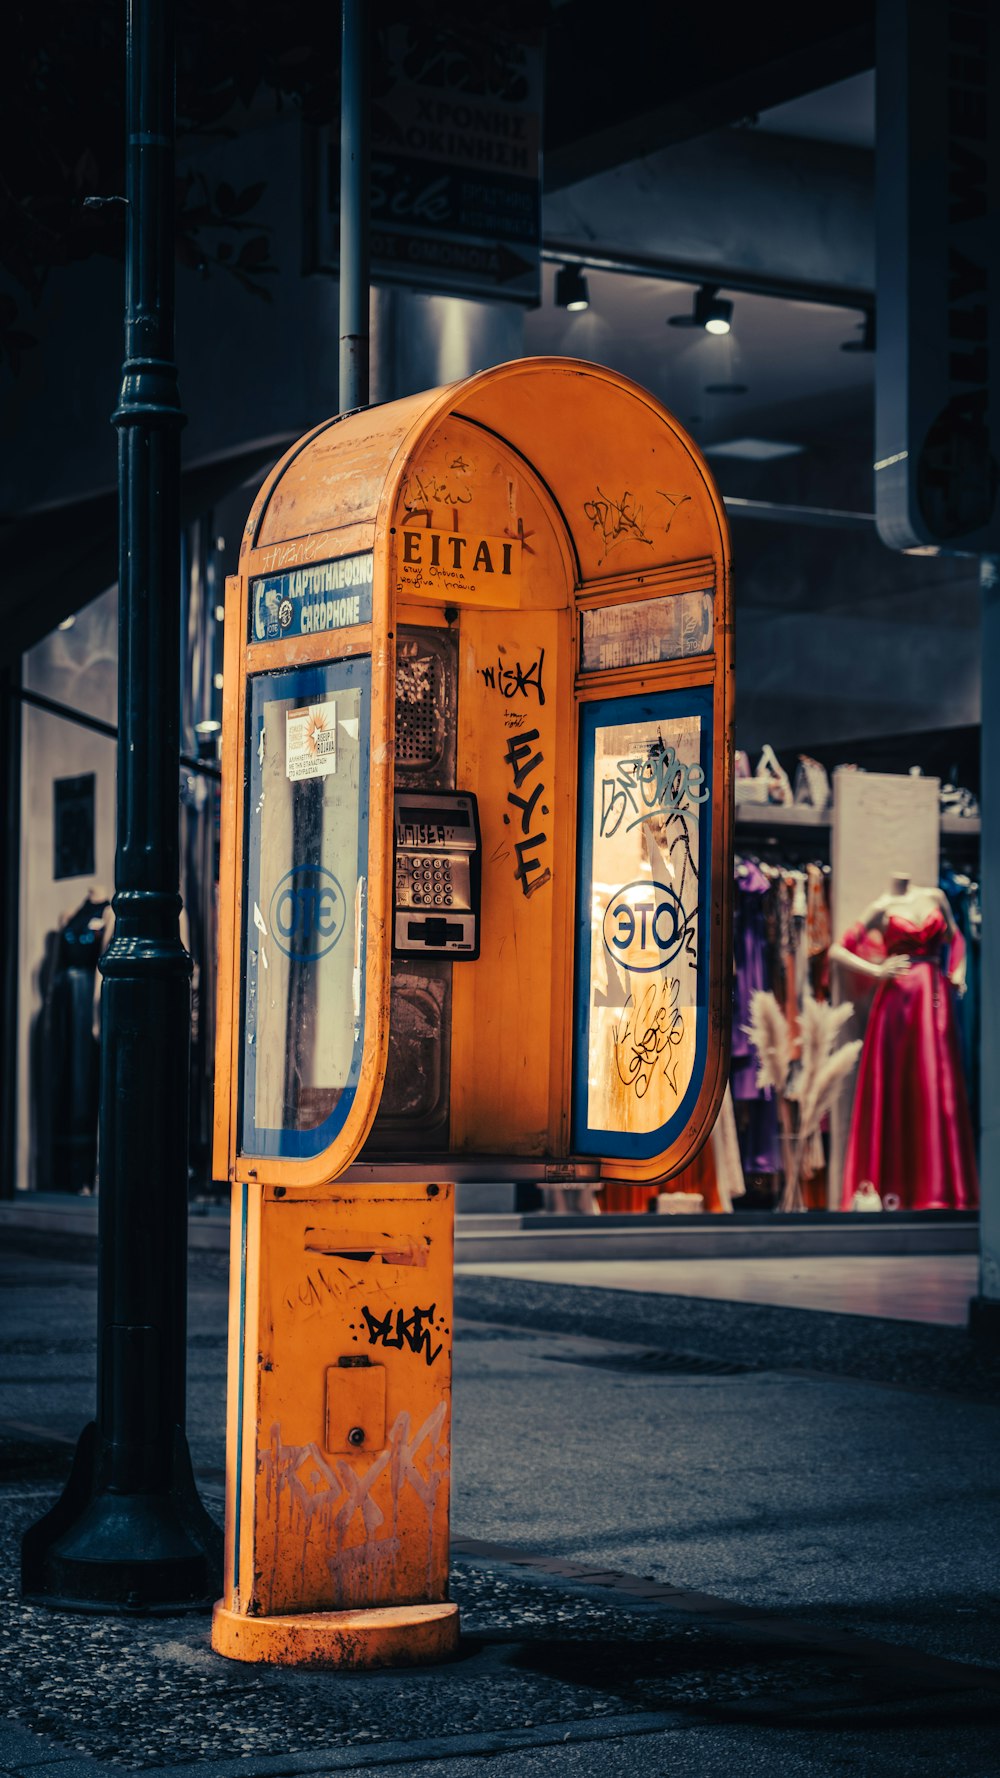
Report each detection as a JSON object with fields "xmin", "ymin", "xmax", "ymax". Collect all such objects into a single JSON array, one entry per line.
[{"xmin": 21, "ymin": 0, "xmax": 221, "ymax": 1611}]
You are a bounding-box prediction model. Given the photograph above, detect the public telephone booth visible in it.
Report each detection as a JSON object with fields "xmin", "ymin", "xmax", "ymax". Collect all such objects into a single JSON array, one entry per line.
[{"xmin": 212, "ymin": 357, "xmax": 733, "ymax": 1666}]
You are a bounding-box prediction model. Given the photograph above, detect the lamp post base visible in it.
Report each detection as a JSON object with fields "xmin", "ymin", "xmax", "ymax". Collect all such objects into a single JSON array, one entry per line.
[{"xmin": 21, "ymin": 1422, "xmax": 222, "ymax": 1614}]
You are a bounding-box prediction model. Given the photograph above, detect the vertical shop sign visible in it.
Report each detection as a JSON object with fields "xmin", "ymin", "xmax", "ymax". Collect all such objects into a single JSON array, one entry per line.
[
  {"xmin": 876, "ymin": 0, "xmax": 1000, "ymax": 552},
  {"xmin": 314, "ymin": 21, "xmax": 542, "ymax": 303}
]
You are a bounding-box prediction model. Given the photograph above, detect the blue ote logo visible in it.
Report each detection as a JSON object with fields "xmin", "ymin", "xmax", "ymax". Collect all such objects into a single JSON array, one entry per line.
[
  {"xmin": 602, "ymin": 879, "xmax": 687, "ymax": 972},
  {"xmin": 269, "ymin": 865, "xmax": 346, "ymax": 962}
]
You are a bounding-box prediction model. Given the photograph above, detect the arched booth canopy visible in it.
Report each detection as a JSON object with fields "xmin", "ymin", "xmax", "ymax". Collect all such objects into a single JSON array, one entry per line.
[{"xmin": 214, "ymin": 356, "xmax": 734, "ymax": 1197}]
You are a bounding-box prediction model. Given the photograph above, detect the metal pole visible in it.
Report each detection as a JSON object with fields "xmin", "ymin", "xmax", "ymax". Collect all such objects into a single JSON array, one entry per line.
[
  {"xmin": 21, "ymin": 0, "xmax": 221, "ymax": 1611},
  {"xmin": 0, "ymin": 661, "xmax": 20, "ymax": 1202},
  {"xmin": 972, "ymin": 555, "xmax": 1000, "ymax": 1340},
  {"xmin": 339, "ymin": 0, "xmax": 370, "ymax": 413}
]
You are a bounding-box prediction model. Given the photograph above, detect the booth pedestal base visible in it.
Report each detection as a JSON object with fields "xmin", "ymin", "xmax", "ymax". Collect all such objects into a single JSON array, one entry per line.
[{"xmin": 211, "ymin": 1599, "xmax": 460, "ymax": 1668}]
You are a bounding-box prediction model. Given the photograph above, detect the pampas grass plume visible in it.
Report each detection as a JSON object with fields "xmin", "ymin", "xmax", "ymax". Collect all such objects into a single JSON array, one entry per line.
[
  {"xmin": 743, "ymin": 990, "xmax": 791, "ymax": 1095},
  {"xmin": 791, "ymin": 998, "xmax": 854, "ymax": 1103},
  {"xmin": 802, "ymin": 1039, "xmax": 863, "ymax": 1135}
]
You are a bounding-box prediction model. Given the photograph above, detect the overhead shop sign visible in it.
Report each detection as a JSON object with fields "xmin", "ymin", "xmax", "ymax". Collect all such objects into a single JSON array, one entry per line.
[
  {"xmin": 876, "ymin": 0, "xmax": 1000, "ymax": 553},
  {"xmin": 314, "ymin": 22, "xmax": 542, "ymax": 305}
]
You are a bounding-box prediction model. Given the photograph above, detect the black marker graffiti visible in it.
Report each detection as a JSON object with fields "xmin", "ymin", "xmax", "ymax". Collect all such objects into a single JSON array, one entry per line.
[
  {"xmin": 401, "ymin": 468, "xmax": 473, "ymax": 524},
  {"xmin": 600, "ymin": 744, "xmax": 709, "ymax": 839},
  {"xmin": 656, "ymin": 490, "xmax": 692, "ymax": 533},
  {"xmin": 360, "ymin": 1303, "xmax": 444, "ymax": 1368},
  {"xmin": 583, "ymin": 487, "xmax": 653, "ymax": 554},
  {"xmin": 480, "ymin": 647, "xmax": 545, "ymax": 705},
  {"xmin": 612, "ymin": 977, "xmax": 686, "ymax": 1100},
  {"xmin": 503, "ymin": 728, "xmax": 551, "ymax": 897},
  {"xmin": 505, "ymin": 516, "xmax": 536, "ymax": 557}
]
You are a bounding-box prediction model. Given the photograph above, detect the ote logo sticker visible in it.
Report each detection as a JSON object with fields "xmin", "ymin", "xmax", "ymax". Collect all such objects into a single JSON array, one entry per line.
[
  {"xmin": 269, "ymin": 865, "xmax": 346, "ymax": 962},
  {"xmin": 602, "ymin": 879, "xmax": 688, "ymax": 973}
]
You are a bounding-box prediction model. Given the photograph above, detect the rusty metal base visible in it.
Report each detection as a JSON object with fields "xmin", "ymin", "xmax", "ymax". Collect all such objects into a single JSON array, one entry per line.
[{"xmin": 211, "ymin": 1599, "xmax": 460, "ymax": 1668}]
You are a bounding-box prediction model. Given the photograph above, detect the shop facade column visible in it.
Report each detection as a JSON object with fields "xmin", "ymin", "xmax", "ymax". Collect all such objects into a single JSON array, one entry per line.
[{"xmin": 973, "ymin": 556, "xmax": 1000, "ymax": 1337}]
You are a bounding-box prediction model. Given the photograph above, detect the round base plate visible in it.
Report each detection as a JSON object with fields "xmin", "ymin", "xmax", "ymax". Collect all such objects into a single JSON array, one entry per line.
[{"xmin": 211, "ymin": 1599, "xmax": 460, "ymax": 1668}]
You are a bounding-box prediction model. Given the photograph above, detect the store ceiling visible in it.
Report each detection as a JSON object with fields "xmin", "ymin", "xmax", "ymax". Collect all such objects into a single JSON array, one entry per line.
[
  {"xmin": 524, "ymin": 265, "xmax": 874, "ymax": 466},
  {"xmin": 527, "ymin": 73, "xmax": 878, "ymax": 485},
  {"xmin": 542, "ymin": 1, "xmax": 874, "ymax": 187}
]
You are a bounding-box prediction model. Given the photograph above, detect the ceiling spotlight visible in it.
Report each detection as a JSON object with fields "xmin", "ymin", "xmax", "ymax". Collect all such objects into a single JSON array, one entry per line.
[
  {"xmin": 668, "ymin": 284, "xmax": 733, "ymax": 335},
  {"xmin": 842, "ymin": 310, "xmax": 876, "ymax": 353},
  {"xmin": 703, "ymin": 299, "xmax": 732, "ymax": 335},
  {"xmin": 555, "ymin": 263, "xmax": 589, "ymax": 312}
]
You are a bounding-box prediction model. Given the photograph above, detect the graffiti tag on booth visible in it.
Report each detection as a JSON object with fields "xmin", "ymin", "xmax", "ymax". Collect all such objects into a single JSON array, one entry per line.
[{"xmin": 503, "ymin": 726, "xmax": 551, "ymax": 896}]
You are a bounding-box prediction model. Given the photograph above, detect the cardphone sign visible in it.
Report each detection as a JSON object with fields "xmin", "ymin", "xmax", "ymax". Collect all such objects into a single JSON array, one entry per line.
[{"xmin": 250, "ymin": 555, "xmax": 374, "ymax": 642}]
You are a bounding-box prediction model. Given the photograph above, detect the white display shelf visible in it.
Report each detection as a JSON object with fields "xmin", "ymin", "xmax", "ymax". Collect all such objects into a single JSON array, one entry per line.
[
  {"xmin": 735, "ymin": 802, "xmax": 830, "ymax": 827},
  {"xmin": 735, "ymin": 803, "xmax": 980, "ymax": 838}
]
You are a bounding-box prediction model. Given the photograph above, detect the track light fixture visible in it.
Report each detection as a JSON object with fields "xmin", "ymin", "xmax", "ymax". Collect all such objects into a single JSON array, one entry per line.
[
  {"xmin": 668, "ymin": 284, "xmax": 733, "ymax": 335},
  {"xmin": 842, "ymin": 311, "xmax": 876, "ymax": 353},
  {"xmin": 555, "ymin": 263, "xmax": 590, "ymax": 312}
]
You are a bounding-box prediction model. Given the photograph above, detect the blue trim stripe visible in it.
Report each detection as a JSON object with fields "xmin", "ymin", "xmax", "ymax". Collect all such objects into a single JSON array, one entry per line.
[
  {"xmin": 233, "ymin": 1182, "xmax": 248, "ymax": 1600},
  {"xmin": 238, "ymin": 657, "xmax": 372, "ymax": 1159}
]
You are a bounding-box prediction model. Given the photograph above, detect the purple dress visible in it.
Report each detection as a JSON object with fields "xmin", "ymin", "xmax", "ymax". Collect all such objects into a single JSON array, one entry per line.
[{"xmin": 731, "ymin": 860, "xmax": 781, "ymax": 1172}]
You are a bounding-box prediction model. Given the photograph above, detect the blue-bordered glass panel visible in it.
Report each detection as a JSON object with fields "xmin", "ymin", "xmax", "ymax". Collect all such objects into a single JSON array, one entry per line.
[
  {"xmin": 238, "ymin": 658, "xmax": 372, "ymax": 1160},
  {"xmin": 572, "ymin": 686, "xmax": 714, "ymax": 1159}
]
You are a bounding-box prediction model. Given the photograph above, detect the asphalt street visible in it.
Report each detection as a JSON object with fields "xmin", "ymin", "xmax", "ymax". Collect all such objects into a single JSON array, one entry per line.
[{"xmin": 0, "ymin": 1237, "xmax": 998, "ymax": 1776}]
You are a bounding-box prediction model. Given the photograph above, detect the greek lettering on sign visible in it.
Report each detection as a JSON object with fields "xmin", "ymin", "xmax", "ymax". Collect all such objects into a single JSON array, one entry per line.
[
  {"xmin": 250, "ymin": 555, "xmax": 374, "ymax": 641},
  {"xmin": 396, "ymin": 529, "xmax": 522, "ymax": 603}
]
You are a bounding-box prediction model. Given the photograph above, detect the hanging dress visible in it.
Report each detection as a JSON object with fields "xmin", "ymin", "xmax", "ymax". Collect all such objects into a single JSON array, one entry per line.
[
  {"xmin": 841, "ymin": 910, "xmax": 979, "ymax": 1211},
  {"xmin": 731, "ymin": 859, "xmax": 781, "ymax": 1173}
]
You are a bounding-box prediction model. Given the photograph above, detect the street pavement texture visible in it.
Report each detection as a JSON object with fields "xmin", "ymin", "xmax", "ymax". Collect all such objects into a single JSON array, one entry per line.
[{"xmin": 0, "ymin": 1237, "xmax": 998, "ymax": 1776}]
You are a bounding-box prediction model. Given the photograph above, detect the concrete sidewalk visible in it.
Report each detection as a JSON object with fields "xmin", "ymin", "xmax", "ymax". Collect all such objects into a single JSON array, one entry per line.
[
  {"xmin": 0, "ymin": 1192, "xmax": 979, "ymax": 1268},
  {"xmin": 0, "ymin": 1240, "xmax": 998, "ymax": 1776},
  {"xmin": 457, "ymin": 1252, "xmax": 981, "ymax": 1326}
]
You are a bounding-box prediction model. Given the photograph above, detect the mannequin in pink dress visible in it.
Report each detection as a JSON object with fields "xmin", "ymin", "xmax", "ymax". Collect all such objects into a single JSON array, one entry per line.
[{"xmin": 830, "ymin": 873, "xmax": 978, "ymax": 1212}]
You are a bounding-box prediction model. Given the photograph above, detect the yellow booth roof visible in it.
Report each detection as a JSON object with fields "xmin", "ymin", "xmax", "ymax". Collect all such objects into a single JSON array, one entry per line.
[{"xmin": 240, "ymin": 356, "xmax": 730, "ymax": 588}]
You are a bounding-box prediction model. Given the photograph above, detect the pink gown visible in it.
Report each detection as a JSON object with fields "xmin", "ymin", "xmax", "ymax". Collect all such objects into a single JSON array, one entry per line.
[{"xmin": 841, "ymin": 910, "xmax": 979, "ymax": 1211}]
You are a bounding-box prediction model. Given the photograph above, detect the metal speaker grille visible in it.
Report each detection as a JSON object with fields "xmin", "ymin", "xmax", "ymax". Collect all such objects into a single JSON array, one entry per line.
[{"xmin": 395, "ymin": 648, "xmax": 444, "ymax": 769}]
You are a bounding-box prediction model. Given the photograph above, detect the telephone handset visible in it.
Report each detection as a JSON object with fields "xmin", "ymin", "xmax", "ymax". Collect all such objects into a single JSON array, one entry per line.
[{"xmin": 392, "ymin": 790, "xmax": 481, "ymax": 958}]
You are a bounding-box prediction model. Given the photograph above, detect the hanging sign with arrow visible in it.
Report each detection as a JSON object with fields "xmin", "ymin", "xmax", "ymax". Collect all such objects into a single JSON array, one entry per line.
[{"xmin": 314, "ymin": 21, "xmax": 542, "ymax": 305}]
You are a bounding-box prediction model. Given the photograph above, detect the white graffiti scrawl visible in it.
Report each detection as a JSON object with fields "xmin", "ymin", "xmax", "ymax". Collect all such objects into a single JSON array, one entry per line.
[{"xmin": 258, "ymin": 1400, "xmax": 450, "ymax": 1605}]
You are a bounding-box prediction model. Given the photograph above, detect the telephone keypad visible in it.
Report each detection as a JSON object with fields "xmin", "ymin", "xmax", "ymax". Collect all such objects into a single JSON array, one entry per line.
[
  {"xmin": 392, "ymin": 790, "xmax": 480, "ymax": 958},
  {"xmin": 397, "ymin": 852, "xmax": 467, "ymax": 911}
]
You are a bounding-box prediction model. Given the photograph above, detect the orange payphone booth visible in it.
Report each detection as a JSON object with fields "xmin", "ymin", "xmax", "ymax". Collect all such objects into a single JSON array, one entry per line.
[{"xmin": 211, "ymin": 358, "xmax": 733, "ymax": 1667}]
